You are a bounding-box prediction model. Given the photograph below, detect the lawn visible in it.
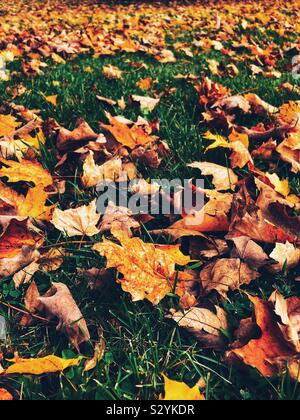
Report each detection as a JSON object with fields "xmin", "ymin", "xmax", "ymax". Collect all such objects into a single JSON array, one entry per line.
[{"xmin": 0, "ymin": 0, "xmax": 300, "ymax": 401}]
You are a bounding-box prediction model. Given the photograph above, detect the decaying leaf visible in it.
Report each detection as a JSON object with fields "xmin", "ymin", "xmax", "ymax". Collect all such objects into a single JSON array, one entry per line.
[
  {"xmin": 200, "ymin": 258, "xmax": 260, "ymax": 298},
  {"xmin": 170, "ymin": 305, "xmax": 228, "ymax": 349},
  {"xmin": 82, "ymin": 151, "xmax": 122, "ymax": 188},
  {"xmin": 172, "ymin": 192, "xmax": 233, "ymax": 232},
  {"xmin": 269, "ymin": 242, "xmax": 300, "ymax": 273},
  {"xmin": 51, "ymin": 199, "xmax": 100, "ymax": 237},
  {"xmin": 226, "ymin": 294, "xmax": 295, "ymax": 377},
  {"xmin": 188, "ymin": 161, "xmax": 238, "ymax": 191},
  {"xmin": 0, "ymin": 158, "xmax": 53, "ymax": 187},
  {"xmin": 38, "ymin": 282, "xmax": 90, "ymax": 351},
  {"xmin": 100, "ymin": 201, "xmax": 140, "ymax": 237}
]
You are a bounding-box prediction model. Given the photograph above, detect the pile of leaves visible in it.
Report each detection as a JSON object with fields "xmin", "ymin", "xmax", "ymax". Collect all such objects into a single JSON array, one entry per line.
[{"xmin": 0, "ymin": 0, "xmax": 299, "ymax": 401}]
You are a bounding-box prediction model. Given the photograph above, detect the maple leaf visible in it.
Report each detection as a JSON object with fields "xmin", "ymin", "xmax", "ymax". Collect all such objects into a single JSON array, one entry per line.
[
  {"xmin": 0, "ymin": 114, "xmax": 20, "ymax": 137},
  {"xmin": 51, "ymin": 199, "xmax": 100, "ymax": 237},
  {"xmin": 93, "ymin": 230, "xmax": 191, "ymax": 305},
  {"xmin": 100, "ymin": 114, "xmax": 156, "ymax": 149},
  {"xmin": 0, "ymin": 389, "xmax": 13, "ymax": 400},
  {"xmin": 200, "ymin": 258, "xmax": 260, "ymax": 298},
  {"xmin": 170, "ymin": 305, "xmax": 228, "ymax": 349},
  {"xmin": 82, "ymin": 151, "xmax": 122, "ymax": 188},
  {"xmin": 102, "ymin": 64, "xmax": 123, "ymax": 80},
  {"xmin": 0, "ymin": 158, "xmax": 53, "ymax": 188},
  {"xmin": 100, "ymin": 201, "xmax": 140, "ymax": 237},
  {"xmin": 57, "ymin": 119, "xmax": 99, "ymax": 152},
  {"xmin": 130, "ymin": 95, "xmax": 160, "ymax": 112},
  {"xmin": 188, "ymin": 161, "xmax": 238, "ymax": 191},
  {"xmin": 0, "ymin": 182, "xmax": 54, "ymax": 221},
  {"xmin": 38, "ymin": 282, "xmax": 90, "ymax": 351},
  {"xmin": 276, "ymin": 133, "xmax": 300, "ymax": 174},
  {"xmin": 136, "ymin": 77, "xmax": 153, "ymax": 91},
  {"xmin": 203, "ymin": 131, "xmax": 229, "ymax": 151},
  {"xmin": 3, "ymin": 355, "xmax": 82, "ymax": 376},
  {"xmin": 160, "ymin": 375, "xmax": 205, "ymax": 401},
  {"xmin": 171, "ymin": 191, "xmax": 233, "ymax": 233},
  {"xmin": 269, "ymin": 242, "xmax": 300, "ymax": 273},
  {"xmin": 226, "ymin": 295, "xmax": 295, "ymax": 377}
]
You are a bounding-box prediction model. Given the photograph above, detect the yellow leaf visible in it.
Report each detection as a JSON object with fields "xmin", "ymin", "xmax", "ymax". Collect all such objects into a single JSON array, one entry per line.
[
  {"xmin": 0, "ymin": 158, "xmax": 53, "ymax": 187},
  {"xmin": 44, "ymin": 95, "xmax": 58, "ymax": 107},
  {"xmin": 265, "ymin": 173, "xmax": 290, "ymax": 197},
  {"xmin": 82, "ymin": 151, "xmax": 122, "ymax": 188},
  {"xmin": 93, "ymin": 230, "xmax": 191, "ymax": 305},
  {"xmin": 203, "ymin": 131, "xmax": 229, "ymax": 152},
  {"xmin": 160, "ymin": 374, "xmax": 205, "ymax": 401},
  {"xmin": 0, "ymin": 115, "xmax": 20, "ymax": 137},
  {"xmin": 4, "ymin": 355, "xmax": 82, "ymax": 375}
]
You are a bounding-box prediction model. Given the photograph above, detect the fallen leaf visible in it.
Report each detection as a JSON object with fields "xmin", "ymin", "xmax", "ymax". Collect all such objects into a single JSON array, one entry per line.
[
  {"xmin": 188, "ymin": 161, "xmax": 238, "ymax": 191},
  {"xmin": 100, "ymin": 201, "xmax": 140, "ymax": 237},
  {"xmin": 0, "ymin": 388, "xmax": 13, "ymax": 400},
  {"xmin": 51, "ymin": 199, "xmax": 100, "ymax": 237},
  {"xmin": 170, "ymin": 305, "xmax": 228, "ymax": 349},
  {"xmin": 4, "ymin": 355, "xmax": 82, "ymax": 375},
  {"xmin": 82, "ymin": 151, "xmax": 122, "ymax": 188},
  {"xmin": 93, "ymin": 229, "xmax": 190, "ymax": 305},
  {"xmin": 57, "ymin": 119, "xmax": 99, "ymax": 152},
  {"xmin": 226, "ymin": 295, "xmax": 295, "ymax": 377},
  {"xmin": 131, "ymin": 95, "xmax": 160, "ymax": 112},
  {"xmin": 0, "ymin": 158, "xmax": 53, "ymax": 187},
  {"xmin": 269, "ymin": 242, "xmax": 300, "ymax": 273},
  {"xmin": 102, "ymin": 64, "xmax": 123, "ymax": 80},
  {"xmin": 160, "ymin": 374, "xmax": 204, "ymax": 401},
  {"xmin": 39, "ymin": 282, "xmax": 90, "ymax": 351},
  {"xmin": 201, "ymin": 258, "xmax": 260, "ymax": 298}
]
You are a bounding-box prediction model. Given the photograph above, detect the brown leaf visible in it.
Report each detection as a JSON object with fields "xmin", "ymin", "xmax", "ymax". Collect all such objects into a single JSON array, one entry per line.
[
  {"xmin": 100, "ymin": 202, "xmax": 140, "ymax": 237},
  {"xmin": 57, "ymin": 119, "xmax": 99, "ymax": 152},
  {"xmin": 226, "ymin": 295, "xmax": 295, "ymax": 377},
  {"xmin": 200, "ymin": 258, "xmax": 260, "ymax": 298},
  {"xmin": 231, "ymin": 236, "xmax": 270, "ymax": 269},
  {"xmin": 39, "ymin": 282, "xmax": 90, "ymax": 351},
  {"xmin": 170, "ymin": 305, "xmax": 228, "ymax": 349}
]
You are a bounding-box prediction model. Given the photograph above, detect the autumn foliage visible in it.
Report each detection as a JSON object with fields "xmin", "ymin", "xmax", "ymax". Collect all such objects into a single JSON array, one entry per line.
[{"xmin": 0, "ymin": 0, "xmax": 299, "ymax": 401}]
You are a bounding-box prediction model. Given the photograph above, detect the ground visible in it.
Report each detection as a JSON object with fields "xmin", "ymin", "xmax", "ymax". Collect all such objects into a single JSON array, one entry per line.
[{"xmin": 0, "ymin": 0, "xmax": 300, "ymax": 401}]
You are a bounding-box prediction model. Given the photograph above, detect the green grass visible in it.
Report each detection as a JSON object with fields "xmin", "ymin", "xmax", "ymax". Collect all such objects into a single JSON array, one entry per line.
[{"xmin": 1, "ymin": 30, "xmax": 300, "ymax": 401}]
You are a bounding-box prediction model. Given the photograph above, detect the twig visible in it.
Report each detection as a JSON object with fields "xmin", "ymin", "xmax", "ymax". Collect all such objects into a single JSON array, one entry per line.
[{"xmin": 0, "ymin": 301, "xmax": 50, "ymax": 323}]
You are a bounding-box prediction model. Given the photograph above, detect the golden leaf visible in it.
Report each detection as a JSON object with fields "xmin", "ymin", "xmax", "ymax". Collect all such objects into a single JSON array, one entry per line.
[
  {"xmin": 160, "ymin": 374, "xmax": 205, "ymax": 401},
  {"xmin": 93, "ymin": 230, "xmax": 191, "ymax": 305},
  {"xmin": 4, "ymin": 355, "xmax": 82, "ymax": 375}
]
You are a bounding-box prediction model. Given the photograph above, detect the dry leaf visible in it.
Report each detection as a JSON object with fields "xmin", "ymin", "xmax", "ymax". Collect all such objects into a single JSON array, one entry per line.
[
  {"xmin": 201, "ymin": 258, "xmax": 260, "ymax": 298},
  {"xmin": 93, "ymin": 229, "xmax": 191, "ymax": 305},
  {"xmin": 102, "ymin": 64, "xmax": 123, "ymax": 80},
  {"xmin": 131, "ymin": 95, "xmax": 160, "ymax": 112},
  {"xmin": 100, "ymin": 201, "xmax": 140, "ymax": 237},
  {"xmin": 160, "ymin": 374, "xmax": 204, "ymax": 401},
  {"xmin": 226, "ymin": 295, "xmax": 295, "ymax": 377},
  {"xmin": 39, "ymin": 282, "xmax": 90, "ymax": 351},
  {"xmin": 170, "ymin": 305, "xmax": 228, "ymax": 349},
  {"xmin": 4, "ymin": 355, "xmax": 82, "ymax": 375},
  {"xmin": 0, "ymin": 158, "xmax": 53, "ymax": 187},
  {"xmin": 269, "ymin": 242, "xmax": 300, "ymax": 273},
  {"xmin": 51, "ymin": 199, "xmax": 100, "ymax": 237},
  {"xmin": 188, "ymin": 161, "xmax": 238, "ymax": 191},
  {"xmin": 82, "ymin": 151, "xmax": 122, "ymax": 188}
]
